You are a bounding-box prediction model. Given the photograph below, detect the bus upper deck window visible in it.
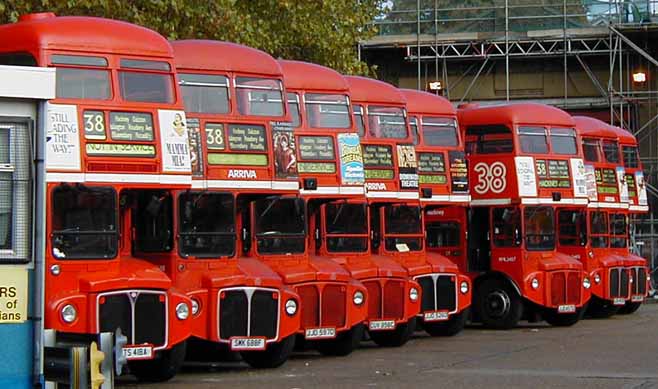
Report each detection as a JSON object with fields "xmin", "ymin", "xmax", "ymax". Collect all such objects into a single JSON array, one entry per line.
[
  {"xmin": 367, "ymin": 106, "xmax": 408, "ymax": 139},
  {"xmin": 410, "ymin": 116, "xmax": 419, "ymax": 145},
  {"xmin": 305, "ymin": 93, "xmax": 351, "ymax": 129},
  {"xmin": 622, "ymin": 145, "xmax": 639, "ymax": 168},
  {"xmin": 422, "ymin": 117, "xmax": 458, "ymax": 147},
  {"xmin": 287, "ymin": 93, "xmax": 301, "ymax": 128},
  {"xmin": 179, "ymin": 73, "xmax": 230, "ymax": 114},
  {"xmin": 52, "ymin": 54, "xmax": 111, "ymax": 100},
  {"xmin": 518, "ymin": 126, "xmax": 548, "ymax": 154},
  {"xmin": 465, "ymin": 126, "xmax": 513, "ymax": 154},
  {"xmin": 582, "ymin": 139, "xmax": 599, "ymax": 162},
  {"xmin": 550, "ymin": 127, "xmax": 577, "ymax": 155},
  {"xmin": 119, "ymin": 73, "xmax": 174, "ymax": 104},
  {"xmin": 353, "ymin": 105, "xmax": 365, "ymax": 137},
  {"xmin": 235, "ymin": 77, "xmax": 284, "ymax": 117},
  {"xmin": 602, "ymin": 140, "xmax": 620, "ymax": 163}
]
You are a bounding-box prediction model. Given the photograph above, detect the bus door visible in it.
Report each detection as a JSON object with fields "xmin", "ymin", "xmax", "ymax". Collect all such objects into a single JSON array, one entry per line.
[{"xmin": 467, "ymin": 207, "xmax": 491, "ymax": 272}]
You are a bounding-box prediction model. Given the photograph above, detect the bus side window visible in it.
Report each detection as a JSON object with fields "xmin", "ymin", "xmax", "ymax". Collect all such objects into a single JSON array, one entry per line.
[{"xmin": 492, "ymin": 207, "xmax": 521, "ymax": 247}]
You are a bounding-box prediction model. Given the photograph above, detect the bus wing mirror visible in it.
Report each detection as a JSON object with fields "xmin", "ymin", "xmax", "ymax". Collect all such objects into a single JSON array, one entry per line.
[{"xmin": 514, "ymin": 228, "xmax": 522, "ymax": 246}]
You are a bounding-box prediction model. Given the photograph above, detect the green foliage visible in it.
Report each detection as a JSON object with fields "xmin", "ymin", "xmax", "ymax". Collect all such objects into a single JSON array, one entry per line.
[{"xmin": 0, "ymin": 0, "xmax": 383, "ymax": 75}]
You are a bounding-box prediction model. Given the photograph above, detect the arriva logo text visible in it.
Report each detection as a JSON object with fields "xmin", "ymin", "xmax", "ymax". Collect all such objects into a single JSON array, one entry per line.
[{"xmin": 228, "ymin": 169, "xmax": 257, "ymax": 179}]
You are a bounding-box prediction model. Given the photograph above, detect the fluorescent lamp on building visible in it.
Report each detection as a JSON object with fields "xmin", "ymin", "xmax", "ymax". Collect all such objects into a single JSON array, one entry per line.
[
  {"xmin": 633, "ymin": 72, "xmax": 647, "ymax": 83},
  {"xmin": 428, "ymin": 81, "xmax": 442, "ymax": 91}
]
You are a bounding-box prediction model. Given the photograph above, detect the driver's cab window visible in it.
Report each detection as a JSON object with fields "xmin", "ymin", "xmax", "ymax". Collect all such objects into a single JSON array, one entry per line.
[
  {"xmin": 492, "ymin": 207, "xmax": 521, "ymax": 247},
  {"xmin": 557, "ymin": 210, "xmax": 586, "ymax": 247},
  {"xmin": 426, "ymin": 221, "xmax": 460, "ymax": 248}
]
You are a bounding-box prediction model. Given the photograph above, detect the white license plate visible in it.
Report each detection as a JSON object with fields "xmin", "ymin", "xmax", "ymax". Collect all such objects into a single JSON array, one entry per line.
[
  {"xmin": 613, "ymin": 297, "xmax": 626, "ymax": 306},
  {"xmin": 424, "ymin": 311, "xmax": 449, "ymax": 322},
  {"xmin": 557, "ymin": 304, "xmax": 576, "ymax": 313},
  {"xmin": 305, "ymin": 327, "xmax": 336, "ymax": 339},
  {"xmin": 631, "ymin": 295, "xmax": 644, "ymax": 302},
  {"xmin": 122, "ymin": 345, "xmax": 154, "ymax": 360},
  {"xmin": 230, "ymin": 337, "xmax": 266, "ymax": 351},
  {"xmin": 368, "ymin": 320, "xmax": 396, "ymax": 331}
]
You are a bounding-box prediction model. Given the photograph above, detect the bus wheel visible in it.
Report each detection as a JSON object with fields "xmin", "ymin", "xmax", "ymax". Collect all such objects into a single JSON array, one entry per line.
[
  {"xmin": 476, "ymin": 279, "xmax": 523, "ymax": 329},
  {"xmin": 424, "ymin": 308, "xmax": 469, "ymax": 337},
  {"xmin": 617, "ymin": 301, "xmax": 642, "ymax": 315},
  {"xmin": 240, "ymin": 335, "xmax": 295, "ymax": 369},
  {"xmin": 129, "ymin": 341, "xmax": 186, "ymax": 382},
  {"xmin": 369, "ymin": 317, "xmax": 416, "ymax": 347},
  {"xmin": 543, "ymin": 307, "xmax": 584, "ymax": 327},
  {"xmin": 586, "ymin": 297, "xmax": 620, "ymax": 318},
  {"xmin": 316, "ymin": 324, "xmax": 365, "ymax": 356}
]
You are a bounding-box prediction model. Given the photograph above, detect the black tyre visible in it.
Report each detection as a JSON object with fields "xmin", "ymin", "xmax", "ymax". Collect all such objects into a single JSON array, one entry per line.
[
  {"xmin": 369, "ymin": 317, "xmax": 416, "ymax": 347},
  {"xmin": 316, "ymin": 324, "xmax": 365, "ymax": 356},
  {"xmin": 240, "ymin": 335, "xmax": 295, "ymax": 369},
  {"xmin": 475, "ymin": 278, "xmax": 523, "ymax": 330},
  {"xmin": 543, "ymin": 306, "xmax": 584, "ymax": 327},
  {"xmin": 424, "ymin": 308, "xmax": 469, "ymax": 337},
  {"xmin": 586, "ymin": 296, "xmax": 620, "ymax": 319},
  {"xmin": 129, "ymin": 341, "xmax": 186, "ymax": 382},
  {"xmin": 617, "ymin": 301, "xmax": 642, "ymax": 315}
]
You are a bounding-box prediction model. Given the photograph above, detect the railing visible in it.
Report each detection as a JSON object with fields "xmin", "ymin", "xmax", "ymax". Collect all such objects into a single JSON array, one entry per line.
[{"xmin": 372, "ymin": 1, "xmax": 658, "ymax": 37}]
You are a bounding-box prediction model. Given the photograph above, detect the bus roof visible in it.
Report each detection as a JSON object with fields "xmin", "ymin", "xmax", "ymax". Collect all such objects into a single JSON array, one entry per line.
[
  {"xmin": 573, "ymin": 116, "xmax": 619, "ymax": 139},
  {"xmin": 172, "ymin": 40, "xmax": 282, "ymax": 77},
  {"xmin": 400, "ymin": 89, "xmax": 455, "ymax": 116},
  {"xmin": 279, "ymin": 60, "xmax": 348, "ymax": 92},
  {"xmin": 345, "ymin": 76, "xmax": 405, "ymax": 105},
  {"xmin": 0, "ymin": 13, "xmax": 172, "ymax": 58},
  {"xmin": 611, "ymin": 125, "xmax": 637, "ymax": 144},
  {"xmin": 459, "ymin": 103, "xmax": 575, "ymax": 128}
]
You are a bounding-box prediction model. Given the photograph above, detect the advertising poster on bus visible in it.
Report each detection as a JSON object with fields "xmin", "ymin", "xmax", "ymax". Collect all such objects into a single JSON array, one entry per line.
[
  {"xmin": 617, "ymin": 166, "xmax": 629, "ymax": 203},
  {"xmin": 272, "ymin": 122, "xmax": 298, "ymax": 179},
  {"xmin": 186, "ymin": 118, "xmax": 204, "ymax": 178},
  {"xmin": 636, "ymin": 171, "xmax": 648, "ymax": 206},
  {"xmin": 158, "ymin": 109, "xmax": 192, "ymax": 173},
  {"xmin": 396, "ymin": 144, "xmax": 418, "ymax": 189},
  {"xmin": 45, "ymin": 103, "xmax": 81, "ymax": 171},
  {"xmin": 337, "ymin": 133, "xmax": 365, "ymax": 186},
  {"xmin": 584, "ymin": 164, "xmax": 598, "ymax": 201}
]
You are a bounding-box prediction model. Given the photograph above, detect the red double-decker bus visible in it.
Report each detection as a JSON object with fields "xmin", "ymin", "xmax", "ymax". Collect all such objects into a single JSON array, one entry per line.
[
  {"xmin": 171, "ymin": 40, "xmax": 301, "ymax": 368},
  {"xmin": 460, "ymin": 103, "xmax": 590, "ymax": 328},
  {"xmin": 401, "ymin": 89, "xmax": 472, "ymax": 335},
  {"xmin": 346, "ymin": 76, "xmax": 471, "ymax": 339},
  {"xmin": 0, "ymin": 13, "xmax": 194, "ymax": 381},
  {"xmin": 280, "ymin": 60, "xmax": 420, "ymax": 349},
  {"xmin": 173, "ymin": 41, "xmax": 367, "ymax": 360}
]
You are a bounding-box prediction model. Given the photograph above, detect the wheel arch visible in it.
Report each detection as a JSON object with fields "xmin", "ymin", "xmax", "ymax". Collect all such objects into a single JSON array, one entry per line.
[{"xmin": 473, "ymin": 272, "xmax": 522, "ymax": 297}]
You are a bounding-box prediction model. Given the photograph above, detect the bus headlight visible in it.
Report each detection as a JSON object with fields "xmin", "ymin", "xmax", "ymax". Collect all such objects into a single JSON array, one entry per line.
[
  {"xmin": 285, "ymin": 299, "xmax": 298, "ymax": 316},
  {"xmin": 353, "ymin": 291, "xmax": 364, "ymax": 306},
  {"xmin": 594, "ymin": 273, "xmax": 601, "ymax": 284},
  {"xmin": 460, "ymin": 281, "xmax": 469, "ymax": 294},
  {"xmin": 583, "ymin": 277, "xmax": 591, "ymax": 290},
  {"xmin": 191, "ymin": 299, "xmax": 200, "ymax": 316},
  {"xmin": 531, "ymin": 278, "xmax": 540, "ymax": 290},
  {"xmin": 61, "ymin": 304, "xmax": 77, "ymax": 324},
  {"xmin": 409, "ymin": 287, "xmax": 419, "ymax": 302},
  {"xmin": 176, "ymin": 302, "xmax": 190, "ymax": 320}
]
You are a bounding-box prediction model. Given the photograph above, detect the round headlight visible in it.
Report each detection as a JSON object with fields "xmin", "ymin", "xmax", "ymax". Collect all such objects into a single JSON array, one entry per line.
[
  {"xmin": 460, "ymin": 281, "xmax": 469, "ymax": 294},
  {"xmin": 531, "ymin": 278, "xmax": 540, "ymax": 290},
  {"xmin": 409, "ymin": 287, "xmax": 419, "ymax": 302},
  {"xmin": 176, "ymin": 302, "xmax": 190, "ymax": 320},
  {"xmin": 353, "ymin": 290, "xmax": 364, "ymax": 306},
  {"xmin": 191, "ymin": 299, "xmax": 200, "ymax": 316},
  {"xmin": 61, "ymin": 304, "xmax": 77, "ymax": 323},
  {"xmin": 285, "ymin": 299, "xmax": 298, "ymax": 316},
  {"xmin": 583, "ymin": 277, "xmax": 591, "ymax": 290},
  {"xmin": 594, "ymin": 273, "xmax": 601, "ymax": 284}
]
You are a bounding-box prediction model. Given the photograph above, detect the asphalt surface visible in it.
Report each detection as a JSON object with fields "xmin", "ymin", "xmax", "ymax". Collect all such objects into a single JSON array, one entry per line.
[{"xmin": 118, "ymin": 302, "xmax": 658, "ymax": 389}]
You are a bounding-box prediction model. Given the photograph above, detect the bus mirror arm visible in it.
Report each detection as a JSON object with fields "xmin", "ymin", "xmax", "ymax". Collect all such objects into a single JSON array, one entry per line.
[{"xmin": 514, "ymin": 228, "xmax": 522, "ymax": 246}]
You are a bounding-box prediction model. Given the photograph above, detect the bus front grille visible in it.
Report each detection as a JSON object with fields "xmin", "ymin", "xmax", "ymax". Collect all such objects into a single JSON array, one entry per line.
[{"xmin": 219, "ymin": 288, "xmax": 279, "ymax": 341}]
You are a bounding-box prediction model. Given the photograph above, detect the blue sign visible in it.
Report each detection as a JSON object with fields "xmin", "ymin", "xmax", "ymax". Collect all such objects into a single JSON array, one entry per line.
[{"xmin": 337, "ymin": 133, "xmax": 365, "ymax": 186}]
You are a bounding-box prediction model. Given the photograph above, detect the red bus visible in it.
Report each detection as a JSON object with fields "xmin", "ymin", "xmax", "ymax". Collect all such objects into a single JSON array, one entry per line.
[
  {"xmin": 171, "ymin": 40, "xmax": 301, "ymax": 368},
  {"xmin": 460, "ymin": 103, "xmax": 590, "ymax": 328},
  {"xmin": 346, "ymin": 76, "xmax": 472, "ymax": 339},
  {"xmin": 0, "ymin": 13, "xmax": 194, "ymax": 381},
  {"xmin": 281, "ymin": 60, "xmax": 420, "ymax": 349},
  {"xmin": 173, "ymin": 41, "xmax": 367, "ymax": 359},
  {"xmin": 401, "ymin": 89, "xmax": 472, "ymax": 335}
]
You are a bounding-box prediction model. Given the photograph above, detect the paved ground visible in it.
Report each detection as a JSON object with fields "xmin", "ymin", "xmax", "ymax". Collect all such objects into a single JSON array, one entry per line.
[{"xmin": 118, "ymin": 303, "xmax": 658, "ymax": 389}]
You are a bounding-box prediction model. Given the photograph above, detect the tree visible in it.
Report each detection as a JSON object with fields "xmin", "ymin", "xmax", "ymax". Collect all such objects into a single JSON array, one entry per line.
[{"xmin": 0, "ymin": 0, "xmax": 383, "ymax": 75}]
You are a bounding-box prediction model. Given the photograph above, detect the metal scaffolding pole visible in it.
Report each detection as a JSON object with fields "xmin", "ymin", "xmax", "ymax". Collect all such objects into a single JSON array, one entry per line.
[
  {"xmin": 417, "ymin": 0, "xmax": 421, "ymax": 90},
  {"xmin": 505, "ymin": 0, "xmax": 510, "ymax": 101}
]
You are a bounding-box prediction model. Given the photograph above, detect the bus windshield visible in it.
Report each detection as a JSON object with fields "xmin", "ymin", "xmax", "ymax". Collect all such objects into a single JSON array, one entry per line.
[
  {"xmin": 367, "ymin": 106, "xmax": 407, "ymax": 139},
  {"xmin": 524, "ymin": 206, "xmax": 555, "ymax": 251},
  {"xmin": 305, "ymin": 93, "xmax": 351, "ymax": 129},
  {"xmin": 51, "ymin": 185, "xmax": 117, "ymax": 259},
  {"xmin": 590, "ymin": 211, "xmax": 609, "ymax": 248},
  {"xmin": 179, "ymin": 73, "xmax": 230, "ymax": 114},
  {"xmin": 235, "ymin": 77, "xmax": 284, "ymax": 117},
  {"xmin": 609, "ymin": 212, "xmax": 627, "ymax": 248},
  {"xmin": 255, "ymin": 198, "xmax": 305, "ymax": 254},
  {"xmin": 422, "ymin": 117, "xmax": 458, "ymax": 146},
  {"xmin": 325, "ymin": 203, "xmax": 368, "ymax": 253},
  {"xmin": 178, "ymin": 192, "xmax": 235, "ymax": 258},
  {"xmin": 557, "ymin": 209, "xmax": 586, "ymax": 247},
  {"xmin": 383, "ymin": 205, "xmax": 422, "ymax": 252}
]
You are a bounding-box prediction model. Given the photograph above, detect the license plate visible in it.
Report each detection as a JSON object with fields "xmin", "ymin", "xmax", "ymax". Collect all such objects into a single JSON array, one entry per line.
[
  {"xmin": 631, "ymin": 295, "xmax": 644, "ymax": 302},
  {"xmin": 557, "ymin": 304, "xmax": 576, "ymax": 313},
  {"xmin": 368, "ymin": 320, "xmax": 396, "ymax": 331},
  {"xmin": 230, "ymin": 337, "xmax": 266, "ymax": 351},
  {"xmin": 423, "ymin": 311, "xmax": 449, "ymax": 322},
  {"xmin": 613, "ymin": 297, "xmax": 626, "ymax": 306},
  {"xmin": 305, "ymin": 327, "xmax": 336, "ymax": 339},
  {"xmin": 122, "ymin": 345, "xmax": 154, "ymax": 360}
]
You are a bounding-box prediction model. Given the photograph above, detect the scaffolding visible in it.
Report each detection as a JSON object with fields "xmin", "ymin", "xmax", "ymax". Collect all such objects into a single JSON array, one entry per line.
[{"xmin": 361, "ymin": 0, "xmax": 658, "ymax": 288}]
